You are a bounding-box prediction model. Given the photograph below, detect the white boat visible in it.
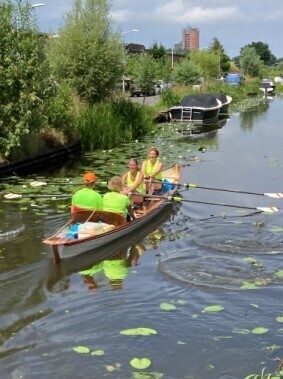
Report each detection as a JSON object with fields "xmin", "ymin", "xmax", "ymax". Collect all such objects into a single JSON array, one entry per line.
[
  {"xmin": 43, "ymin": 165, "xmax": 181, "ymax": 263},
  {"xmin": 259, "ymin": 78, "xmax": 275, "ymax": 94}
]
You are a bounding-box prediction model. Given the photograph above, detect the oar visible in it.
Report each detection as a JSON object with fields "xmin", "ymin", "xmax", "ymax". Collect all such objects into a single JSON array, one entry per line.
[
  {"xmin": 28, "ymin": 180, "xmax": 108, "ymax": 187},
  {"xmin": 4, "ymin": 193, "xmax": 72, "ymax": 199},
  {"xmin": 148, "ymin": 180, "xmax": 283, "ymax": 199},
  {"xmin": 129, "ymin": 192, "xmax": 278, "ymax": 213}
]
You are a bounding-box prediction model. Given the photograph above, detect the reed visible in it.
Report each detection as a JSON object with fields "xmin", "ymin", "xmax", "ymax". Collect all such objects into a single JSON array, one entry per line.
[{"xmin": 76, "ymin": 99, "xmax": 154, "ymax": 150}]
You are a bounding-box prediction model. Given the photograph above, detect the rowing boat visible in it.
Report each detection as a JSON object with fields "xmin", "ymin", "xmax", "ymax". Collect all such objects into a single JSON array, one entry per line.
[{"xmin": 43, "ymin": 164, "xmax": 181, "ymax": 263}]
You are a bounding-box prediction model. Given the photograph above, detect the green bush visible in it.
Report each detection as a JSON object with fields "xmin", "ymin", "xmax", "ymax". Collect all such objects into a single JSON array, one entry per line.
[{"xmin": 76, "ymin": 99, "xmax": 154, "ymax": 150}]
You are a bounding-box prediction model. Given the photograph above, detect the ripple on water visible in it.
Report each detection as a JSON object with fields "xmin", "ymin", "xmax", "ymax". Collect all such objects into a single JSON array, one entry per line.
[
  {"xmin": 158, "ymin": 249, "xmax": 283, "ymax": 290},
  {"xmin": 191, "ymin": 219, "xmax": 283, "ymax": 255}
]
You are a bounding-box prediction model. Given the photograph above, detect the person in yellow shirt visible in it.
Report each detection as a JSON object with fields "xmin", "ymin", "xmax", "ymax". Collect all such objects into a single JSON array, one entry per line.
[
  {"xmin": 141, "ymin": 146, "xmax": 163, "ymax": 195},
  {"xmin": 71, "ymin": 171, "xmax": 103, "ymax": 213},
  {"xmin": 103, "ymin": 176, "xmax": 136, "ymax": 220},
  {"xmin": 122, "ymin": 158, "xmax": 145, "ymax": 205}
]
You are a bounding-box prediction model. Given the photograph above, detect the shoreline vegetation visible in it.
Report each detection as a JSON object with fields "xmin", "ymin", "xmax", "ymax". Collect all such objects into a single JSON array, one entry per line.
[
  {"xmin": 1, "ymin": 81, "xmax": 283, "ymax": 169},
  {"xmin": 1, "ymin": 0, "xmax": 283, "ymax": 169}
]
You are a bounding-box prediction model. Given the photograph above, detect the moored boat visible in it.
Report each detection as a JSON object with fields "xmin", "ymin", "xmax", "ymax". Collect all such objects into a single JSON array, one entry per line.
[
  {"xmin": 210, "ymin": 93, "xmax": 232, "ymax": 117},
  {"xmin": 259, "ymin": 78, "xmax": 275, "ymax": 94},
  {"xmin": 43, "ymin": 164, "xmax": 181, "ymax": 263},
  {"xmin": 168, "ymin": 94, "xmax": 222, "ymax": 124}
]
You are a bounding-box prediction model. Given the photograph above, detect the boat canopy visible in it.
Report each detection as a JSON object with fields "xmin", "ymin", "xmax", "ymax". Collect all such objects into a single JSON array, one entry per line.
[{"xmin": 178, "ymin": 94, "xmax": 220, "ymax": 108}]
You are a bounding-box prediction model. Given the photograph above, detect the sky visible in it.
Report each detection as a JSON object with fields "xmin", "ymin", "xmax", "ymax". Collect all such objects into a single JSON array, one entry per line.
[{"xmin": 34, "ymin": 0, "xmax": 283, "ymax": 59}]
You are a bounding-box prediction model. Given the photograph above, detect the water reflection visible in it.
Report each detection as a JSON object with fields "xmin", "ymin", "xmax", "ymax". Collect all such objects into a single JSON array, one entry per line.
[
  {"xmin": 76, "ymin": 228, "xmax": 165, "ymax": 291},
  {"xmin": 239, "ymin": 99, "xmax": 269, "ymax": 129}
]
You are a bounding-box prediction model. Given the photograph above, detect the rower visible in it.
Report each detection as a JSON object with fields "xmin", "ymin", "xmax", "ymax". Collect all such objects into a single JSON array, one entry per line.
[
  {"xmin": 103, "ymin": 176, "xmax": 136, "ymax": 221},
  {"xmin": 141, "ymin": 147, "xmax": 163, "ymax": 195},
  {"xmin": 71, "ymin": 171, "xmax": 102, "ymax": 213}
]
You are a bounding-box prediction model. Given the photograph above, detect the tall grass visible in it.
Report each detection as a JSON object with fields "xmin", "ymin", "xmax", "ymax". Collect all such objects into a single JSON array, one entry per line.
[{"xmin": 76, "ymin": 99, "xmax": 154, "ymax": 150}]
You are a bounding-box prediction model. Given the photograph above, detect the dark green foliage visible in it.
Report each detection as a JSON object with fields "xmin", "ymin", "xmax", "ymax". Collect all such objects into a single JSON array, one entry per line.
[
  {"xmin": 244, "ymin": 41, "xmax": 277, "ymax": 65},
  {"xmin": 47, "ymin": 0, "xmax": 124, "ymax": 105},
  {"xmin": 0, "ymin": 0, "xmax": 51, "ymax": 157},
  {"xmin": 160, "ymin": 90, "xmax": 182, "ymax": 108},
  {"xmin": 148, "ymin": 43, "xmax": 167, "ymax": 61},
  {"xmin": 46, "ymin": 81, "xmax": 75, "ymax": 133},
  {"xmin": 77, "ymin": 99, "xmax": 154, "ymax": 150}
]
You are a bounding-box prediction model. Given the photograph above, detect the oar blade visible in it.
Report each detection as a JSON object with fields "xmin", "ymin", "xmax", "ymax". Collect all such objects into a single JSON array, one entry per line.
[
  {"xmin": 30, "ymin": 181, "xmax": 47, "ymax": 187},
  {"xmin": 264, "ymin": 193, "xmax": 283, "ymax": 199},
  {"xmin": 257, "ymin": 206, "xmax": 278, "ymax": 213},
  {"xmin": 4, "ymin": 193, "xmax": 23, "ymax": 199}
]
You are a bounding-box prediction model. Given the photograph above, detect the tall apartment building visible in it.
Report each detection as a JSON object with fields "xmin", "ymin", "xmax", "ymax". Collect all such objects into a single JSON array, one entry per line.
[{"xmin": 181, "ymin": 26, "xmax": 199, "ymax": 50}]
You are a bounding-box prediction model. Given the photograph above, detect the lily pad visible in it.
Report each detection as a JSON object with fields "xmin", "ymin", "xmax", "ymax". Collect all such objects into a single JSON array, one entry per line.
[
  {"xmin": 251, "ymin": 327, "xmax": 268, "ymax": 335},
  {"xmin": 274, "ymin": 270, "xmax": 283, "ymax": 278},
  {"xmin": 130, "ymin": 358, "xmax": 151, "ymax": 370},
  {"xmin": 203, "ymin": 305, "xmax": 224, "ymax": 313},
  {"xmin": 132, "ymin": 373, "xmax": 164, "ymax": 379},
  {"xmin": 232, "ymin": 328, "xmax": 250, "ymax": 335},
  {"xmin": 90, "ymin": 349, "xmax": 104, "ymax": 356},
  {"xmin": 120, "ymin": 328, "xmax": 157, "ymax": 336},
  {"xmin": 72, "ymin": 345, "xmax": 90, "ymax": 354},
  {"xmin": 160, "ymin": 303, "xmax": 176, "ymax": 311},
  {"xmin": 264, "ymin": 344, "xmax": 281, "ymax": 352},
  {"xmin": 241, "ymin": 281, "xmax": 260, "ymax": 290},
  {"xmin": 276, "ymin": 316, "xmax": 283, "ymax": 323}
]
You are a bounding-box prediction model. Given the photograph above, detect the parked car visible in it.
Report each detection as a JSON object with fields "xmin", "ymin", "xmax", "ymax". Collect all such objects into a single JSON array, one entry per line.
[{"xmin": 130, "ymin": 83, "xmax": 160, "ymax": 97}]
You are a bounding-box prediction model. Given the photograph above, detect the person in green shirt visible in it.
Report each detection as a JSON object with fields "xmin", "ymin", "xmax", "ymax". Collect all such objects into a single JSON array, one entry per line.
[
  {"xmin": 71, "ymin": 171, "xmax": 103, "ymax": 213},
  {"xmin": 103, "ymin": 176, "xmax": 136, "ymax": 220}
]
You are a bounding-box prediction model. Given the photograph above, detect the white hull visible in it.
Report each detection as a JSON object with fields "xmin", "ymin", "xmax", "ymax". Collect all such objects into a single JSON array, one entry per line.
[
  {"xmin": 43, "ymin": 164, "xmax": 181, "ymax": 262},
  {"xmin": 54, "ymin": 205, "xmax": 167, "ymax": 259}
]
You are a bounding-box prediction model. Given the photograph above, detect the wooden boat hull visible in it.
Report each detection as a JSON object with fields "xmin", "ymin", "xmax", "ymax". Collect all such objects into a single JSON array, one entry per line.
[{"xmin": 43, "ymin": 164, "xmax": 181, "ymax": 262}]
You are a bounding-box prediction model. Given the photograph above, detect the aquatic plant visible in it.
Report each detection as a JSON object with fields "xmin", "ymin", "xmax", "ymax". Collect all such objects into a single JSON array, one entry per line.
[{"xmin": 76, "ymin": 99, "xmax": 154, "ymax": 150}]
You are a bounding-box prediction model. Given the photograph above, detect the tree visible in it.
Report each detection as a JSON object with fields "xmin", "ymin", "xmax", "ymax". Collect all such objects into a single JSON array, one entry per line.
[
  {"xmin": 239, "ymin": 46, "xmax": 264, "ymax": 77},
  {"xmin": 129, "ymin": 53, "xmax": 159, "ymax": 101},
  {"xmin": 47, "ymin": 0, "xmax": 124, "ymax": 104},
  {"xmin": 0, "ymin": 0, "xmax": 50, "ymax": 157},
  {"xmin": 244, "ymin": 41, "xmax": 276, "ymax": 65},
  {"xmin": 208, "ymin": 37, "xmax": 231, "ymax": 75},
  {"xmin": 174, "ymin": 58, "xmax": 201, "ymax": 85},
  {"xmin": 148, "ymin": 42, "xmax": 167, "ymax": 61},
  {"xmin": 190, "ymin": 50, "xmax": 219, "ymax": 80}
]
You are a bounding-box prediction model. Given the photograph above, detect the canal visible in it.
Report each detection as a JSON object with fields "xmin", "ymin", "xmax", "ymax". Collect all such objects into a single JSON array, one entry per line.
[{"xmin": 1, "ymin": 95, "xmax": 283, "ymax": 379}]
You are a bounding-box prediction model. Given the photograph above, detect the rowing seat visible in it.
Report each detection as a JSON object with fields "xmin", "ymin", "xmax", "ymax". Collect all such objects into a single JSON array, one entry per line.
[{"xmin": 71, "ymin": 210, "xmax": 126, "ymax": 227}]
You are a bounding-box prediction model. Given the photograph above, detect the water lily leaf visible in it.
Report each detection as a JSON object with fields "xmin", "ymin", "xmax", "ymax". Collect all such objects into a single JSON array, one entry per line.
[
  {"xmin": 213, "ymin": 335, "xmax": 233, "ymax": 341},
  {"xmin": 130, "ymin": 358, "xmax": 151, "ymax": 370},
  {"xmin": 191, "ymin": 314, "xmax": 199, "ymax": 318},
  {"xmin": 105, "ymin": 365, "xmax": 116, "ymax": 372},
  {"xmin": 276, "ymin": 316, "xmax": 283, "ymax": 323},
  {"xmin": 250, "ymin": 303, "xmax": 259, "ymax": 308},
  {"xmin": 267, "ymin": 250, "xmax": 281, "ymax": 255},
  {"xmin": 270, "ymin": 227, "xmax": 283, "ymax": 233},
  {"xmin": 241, "ymin": 282, "xmax": 260, "ymax": 290},
  {"xmin": 132, "ymin": 372, "xmax": 164, "ymax": 379},
  {"xmin": 90, "ymin": 349, "xmax": 104, "ymax": 356},
  {"xmin": 203, "ymin": 305, "xmax": 224, "ymax": 313},
  {"xmin": 73, "ymin": 345, "xmax": 90, "ymax": 354},
  {"xmin": 232, "ymin": 328, "xmax": 250, "ymax": 335},
  {"xmin": 275, "ymin": 270, "xmax": 283, "ymax": 278},
  {"xmin": 264, "ymin": 344, "xmax": 281, "ymax": 352},
  {"xmin": 177, "ymin": 340, "xmax": 186, "ymax": 345},
  {"xmin": 252, "ymin": 327, "xmax": 268, "ymax": 335},
  {"xmin": 176, "ymin": 299, "xmax": 187, "ymax": 305},
  {"xmin": 120, "ymin": 328, "xmax": 157, "ymax": 336},
  {"xmin": 160, "ymin": 303, "xmax": 176, "ymax": 311},
  {"xmin": 243, "ymin": 257, "xmax": 257, "ymax": 263}
]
